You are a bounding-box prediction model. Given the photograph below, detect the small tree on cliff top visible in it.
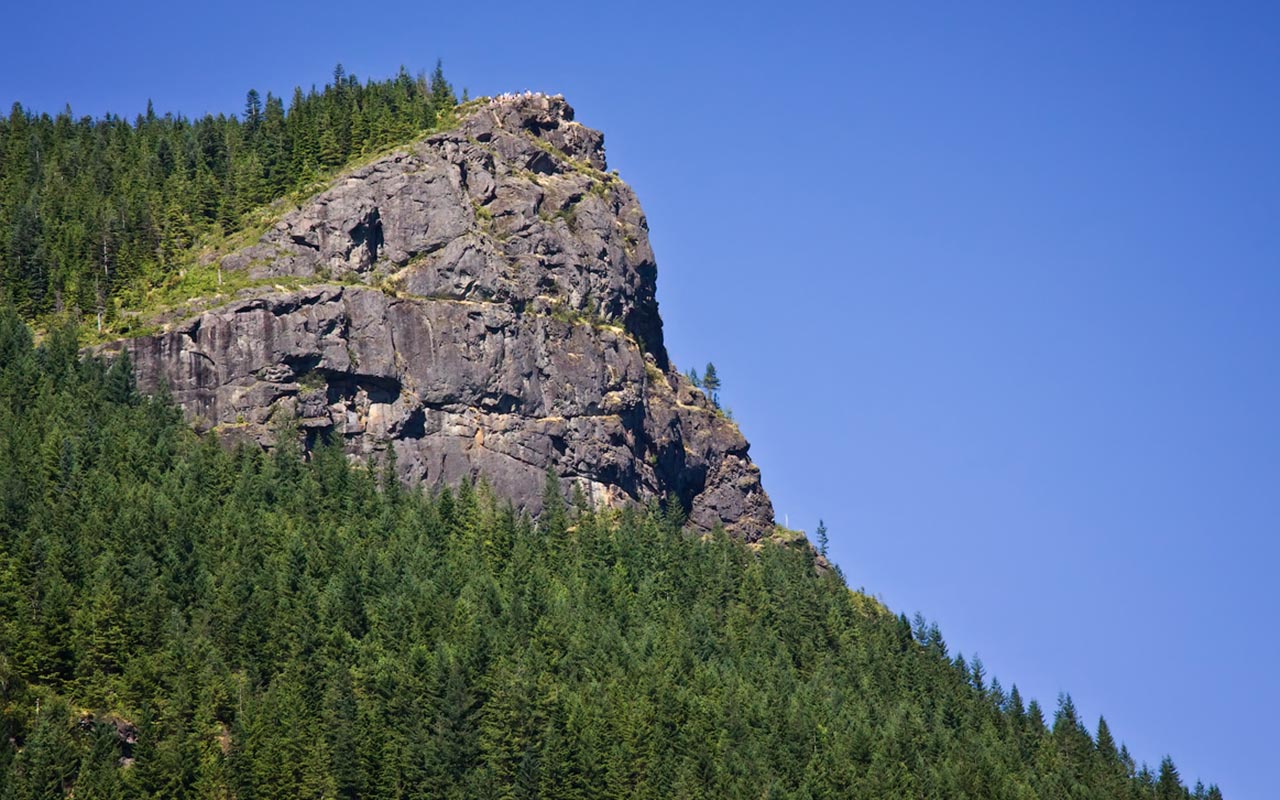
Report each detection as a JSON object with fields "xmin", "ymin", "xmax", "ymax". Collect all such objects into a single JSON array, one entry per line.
[{"xmin": 702, "ymin": 362, "xmax": 720, "ymax": 407}]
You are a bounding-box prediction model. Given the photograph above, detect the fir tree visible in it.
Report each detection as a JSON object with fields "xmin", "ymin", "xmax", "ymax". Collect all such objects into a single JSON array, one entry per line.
[
  {"xmin": 1157, "ymin": 756, "xmax": 1185, "ymax": 800},
  {"xmin": 430, "ymin": 59, "xmax": 456, "ymax": 111},
  {"xmin": 702, "ymin": 362, "xmax": 721, "ymax": 406}
]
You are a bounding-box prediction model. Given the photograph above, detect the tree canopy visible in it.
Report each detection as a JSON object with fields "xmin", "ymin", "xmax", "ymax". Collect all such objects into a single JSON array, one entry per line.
[
  {"xmin": 0, "ymin": 64, "xmax": 456, "ymax": 322},
  {"xmin": 0, "ymin": 308, "xmax": 1219, "ymax": 798}
]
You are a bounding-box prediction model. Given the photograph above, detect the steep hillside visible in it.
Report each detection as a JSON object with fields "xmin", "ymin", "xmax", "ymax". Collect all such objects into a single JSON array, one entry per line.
[
  {"xmin": 99, "ymin": 94, "xmax": 774, "ymax": 539},
  {"xmin": 0, "ymin": 313, "xmax": 1219, "ymax": 799},
  {"xmin": 0, "ymin": 81, "xmax": 1222, "ymax": 799}
]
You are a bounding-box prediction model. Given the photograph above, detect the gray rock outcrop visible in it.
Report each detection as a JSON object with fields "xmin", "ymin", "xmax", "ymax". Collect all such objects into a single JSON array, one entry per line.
[{"xmin": 104, "ymin": 94, "xmax": 775, "ymax": 539}]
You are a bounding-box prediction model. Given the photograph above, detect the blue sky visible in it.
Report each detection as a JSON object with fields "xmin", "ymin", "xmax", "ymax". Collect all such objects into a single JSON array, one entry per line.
[{"xmin": 4, "ymin": 2, "xmax": 1277, "ymax": 796}]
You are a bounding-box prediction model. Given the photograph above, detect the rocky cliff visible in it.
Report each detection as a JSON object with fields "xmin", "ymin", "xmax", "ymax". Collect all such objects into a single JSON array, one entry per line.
[{"xmin": 104, "ymin": 94, "xmax": 775, "ymax": 539}]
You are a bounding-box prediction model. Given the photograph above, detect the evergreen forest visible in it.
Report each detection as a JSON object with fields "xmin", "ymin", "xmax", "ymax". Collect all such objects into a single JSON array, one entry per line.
[
  {"xmin": 0, "ymin": 68, "xmax": 1222, "ymax": 799},
  {"xmin": 0, "ymin": 64, "xmax": 456, "ymax": 322},
  {"xmin": 0, "ymin": 308, "xmax": 1220, "ymax": 799}
]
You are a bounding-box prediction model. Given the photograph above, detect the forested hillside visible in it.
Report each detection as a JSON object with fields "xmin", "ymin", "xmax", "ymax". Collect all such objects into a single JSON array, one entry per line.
[
  {"xmin": 0, "ymin": 308, "xmax": 1219, "ymax": 798},
  {"xmin": 0, "ymin": 64, "xmax": 456, "ymax": 320}
]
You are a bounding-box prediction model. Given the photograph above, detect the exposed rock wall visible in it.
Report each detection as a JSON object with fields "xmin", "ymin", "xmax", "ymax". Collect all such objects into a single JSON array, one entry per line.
[{"xmin": 106, "ymin": 94, "xmax": 774, "ymax": 539}]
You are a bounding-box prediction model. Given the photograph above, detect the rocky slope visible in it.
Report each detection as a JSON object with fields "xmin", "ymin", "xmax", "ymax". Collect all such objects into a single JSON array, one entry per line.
[{"xmin": 103, "ymin": 94, "xmax": 775, "ymax": 539}]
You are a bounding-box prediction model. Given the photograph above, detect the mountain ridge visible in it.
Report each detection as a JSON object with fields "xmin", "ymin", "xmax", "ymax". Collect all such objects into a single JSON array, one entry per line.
[{"xmin": 0, "ymin": 80, "xmax": 1222, "ymax": 799}]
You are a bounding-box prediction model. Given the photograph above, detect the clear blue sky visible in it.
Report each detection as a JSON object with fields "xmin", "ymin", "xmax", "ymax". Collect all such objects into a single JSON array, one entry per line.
[{"xmin": 4, "ymin": 2, "xmax": 1276, "ymax": 796}]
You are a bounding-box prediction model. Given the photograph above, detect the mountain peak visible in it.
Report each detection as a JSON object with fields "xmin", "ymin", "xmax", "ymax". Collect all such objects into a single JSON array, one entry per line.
[
  {"xmin": 460, "ymin": 92, "xmax": 607, "ymax": 170},
  {"xmin": 105, "ymin": 97, "xmax": 777, "ymax": 540}
]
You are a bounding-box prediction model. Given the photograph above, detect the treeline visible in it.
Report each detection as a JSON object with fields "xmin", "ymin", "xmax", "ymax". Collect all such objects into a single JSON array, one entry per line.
[
  {"xmin": 0, "ymin": 309, "xmax": 1220, "ymax": 798},
  {"xmin": 0, "ymin": 64, "xmax": 456, "ymax": 319}
]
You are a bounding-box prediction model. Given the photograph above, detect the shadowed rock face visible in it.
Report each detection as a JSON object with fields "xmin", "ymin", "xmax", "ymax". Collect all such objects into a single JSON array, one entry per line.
[{"xmin": 106, "ymin": 94, "xmax": 775, "ymax": 539}]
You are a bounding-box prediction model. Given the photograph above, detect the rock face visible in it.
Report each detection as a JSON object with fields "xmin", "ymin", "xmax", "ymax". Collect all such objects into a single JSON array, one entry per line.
[{"xmin": 106, "ymin": 94, "xmax": 775, "ymax": 539}]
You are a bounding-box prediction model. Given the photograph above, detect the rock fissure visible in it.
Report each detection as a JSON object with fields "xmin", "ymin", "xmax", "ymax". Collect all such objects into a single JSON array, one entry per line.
[{"xmin": 102, "ymin": 94, "xmax": 775, "ymax": 540}]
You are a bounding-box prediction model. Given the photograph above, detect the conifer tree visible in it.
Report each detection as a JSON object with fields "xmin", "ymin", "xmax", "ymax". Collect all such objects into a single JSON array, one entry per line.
[
  {"xmin": 11, "ymin": 698, "xmax": 78, "ymax": 798},
  {"xmin": 702, "ymin": 362, "xmax": 721, "ymax": 406},
  {"xmin": 1157, "ymin": 756, "xmax": 1185, "ymax": 800},
  {"xmin": 969, "ymin": 655, "xmax": 986, "ymax": 693},
  {"xmin": 431, "ymin": 59, "xmax": 456, "ymax": 111},
  {"xmin": 541, "ymin": 467, "xmax": 567, "ymax": 541},
  {"xmin": 243, "ymin": 89, "xmax": 262, "ymax": 134}
]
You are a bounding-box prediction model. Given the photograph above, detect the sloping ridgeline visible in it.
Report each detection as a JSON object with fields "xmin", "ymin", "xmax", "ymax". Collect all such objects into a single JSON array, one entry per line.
[
  {"xmin": 0, "ymin": 71, "xmax": 1220, "ymax": 798},
  {"xmin": 0, "ymin": 311, "xmax": 1219, "ymax": 800},
  {"xmin": 0, "ymin": 63, "xmax": 457, "ymax": 319}
]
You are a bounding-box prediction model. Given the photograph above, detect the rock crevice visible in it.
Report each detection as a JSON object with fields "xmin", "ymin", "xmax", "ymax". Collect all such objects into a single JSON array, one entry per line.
[{"xmin": 107, "ymin": 94, "xmax": 774, "ymax": 539}]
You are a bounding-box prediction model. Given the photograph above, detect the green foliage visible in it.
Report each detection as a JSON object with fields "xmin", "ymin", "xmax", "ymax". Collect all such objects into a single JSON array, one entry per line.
[
  {"xmin": 0, "ymin": 63, "xmax": 455, "ymax": 325},
  {"xmin": 0, "ymin": 310, "xmax": 1218, "ymax": 798},
  {"xmin": 702, "ymin": 361, "xmax": 720, "ymax": 407}
]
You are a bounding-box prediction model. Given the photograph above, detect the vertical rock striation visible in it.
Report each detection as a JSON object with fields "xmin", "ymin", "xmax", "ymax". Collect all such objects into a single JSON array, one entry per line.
[{"xmin": 106, "ymin": 94, "xmax": 775, "ymax": 539}]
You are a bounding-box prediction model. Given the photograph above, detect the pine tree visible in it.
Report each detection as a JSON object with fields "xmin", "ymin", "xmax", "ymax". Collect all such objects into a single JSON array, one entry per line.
[
  {"xmin": 103, "ymin": 348, "xmax": 135, "ymax": 406},
  {"xmin": 73, "ymin": 720, "xmax": 127, "ymax": 799},
  {"xmin": 11, "ymin": 698, "xmax": 78, "ymax": 798},
  {"xmin": 430, "ymin": 59, "xmax": 456, "ymax": 112},
  {"xmin": 969, "ymin": 655, "xmax": 986, "ymax": 693},
  {"xmin": 702, "ymin": 362, "xmax": 721, "ymax": 407},
  {"xmin": 541, "ymin": 467, "xmax": 567, "ymax": 541},
  {"xmin": 243, "ymin": 89, "xmax": 262, "ymax": 134},
  {"xmin": 1156, "ymin": 756, "xmax": 1185, "ymax": 800}
]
